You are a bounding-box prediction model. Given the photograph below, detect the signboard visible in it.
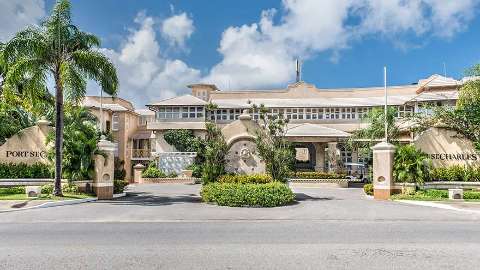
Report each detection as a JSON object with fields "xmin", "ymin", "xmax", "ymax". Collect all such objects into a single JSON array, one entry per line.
[
  {"xmin": 0, "ymin": 122, "xmax": 52, "ymax": 165},
  {"xmin": 414, "ymin": 127, "xmax": 480, "ymax": 167}
]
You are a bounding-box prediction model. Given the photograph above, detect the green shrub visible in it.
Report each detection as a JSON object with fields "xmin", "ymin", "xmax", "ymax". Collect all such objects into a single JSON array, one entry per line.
[
  {"xmin": 290, "ymin": 171, "xmax": 347, "ymax": 179},
  {"xmin": 393, "ymin": 145, "xmax": 430, "ymax": 184},
  {"xmin": 363, "ymin": 183, "xmax": 373, "ymax": 196},
  {"xmin": 0, "ymin": 163, "xmax": 53, "ymax": 179},
  {"xmin": 464, "ymin": 191, "xmax": 480, "ymax": 200},
  {"xmin": 41, "ymin": 184, "xmax": 54, "ymax": 194},
  {"xmin": 62, "ymin": 183, "xmax": 79, "ymax": 194},
  {"xmin": 40, "ymin": 183, "xmax": 79, "ymax": 194},
  {"xmin": 167, "ymin": 172, "xmax": 178, "ymax": 178},
  {"xmin": 114, "ymin": 180, "xmax": 128, "ymax": 194},
  {"xmin": 430, "ymin": 166, "xmax": 480, "ymax": 182},
  {"xmin": 201, "ymin": 182, "xmax": 295, "ymax": 207},
  {"xmin": 218, "ymin": 174, "xmax": 273, "ymax": 184},
  {"xmin": 420, "ymin": 189, "xmax": 448, "ymax": 199},
  {"xmin": 0, "ymin": 186, "xmax": 26, "ymax": 195},
  {"xmin": 391, "ymin": 189, "xmax": 448, "ymax": 201},
  {"xmin": 186, "ymin": 163, "xmax": 202, "ymax": 178},
  {"xmin": 141, "ymin": 166, "xmax": 167, "ymax": 178}
]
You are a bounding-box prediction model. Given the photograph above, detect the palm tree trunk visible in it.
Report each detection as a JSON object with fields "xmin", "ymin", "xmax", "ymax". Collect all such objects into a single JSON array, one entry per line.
[{"xmin": 54, "ymin": 73, "xmax": 64, "ymax": 196}]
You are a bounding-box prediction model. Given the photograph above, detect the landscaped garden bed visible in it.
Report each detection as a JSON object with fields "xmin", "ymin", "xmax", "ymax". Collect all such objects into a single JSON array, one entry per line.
[
  {"xmin": 201, "ymin": 179, "xmax": 294, "ymax": 207},
  {"xmin": 0, "ymin": 184, "xmax": 94, "ymax": 201}
]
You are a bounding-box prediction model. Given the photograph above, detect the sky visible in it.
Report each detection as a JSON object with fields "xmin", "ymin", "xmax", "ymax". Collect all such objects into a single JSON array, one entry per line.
[{"xmin": 1, "ymin": 0, "xmax": 480, "ymax": 108}]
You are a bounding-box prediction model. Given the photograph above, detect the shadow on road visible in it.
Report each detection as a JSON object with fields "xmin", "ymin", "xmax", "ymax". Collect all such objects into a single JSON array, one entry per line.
[
  {"xmin": 294, "ymin": 193, "xmax": 338, "ymax": 202},
  {"xmin": 96, "ymin": 192, "xmax": 202, "ymax": 206}
]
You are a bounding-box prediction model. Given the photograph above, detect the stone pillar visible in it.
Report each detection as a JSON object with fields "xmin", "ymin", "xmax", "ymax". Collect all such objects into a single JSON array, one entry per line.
[
  {"xmin": 93, "ymin": 136, "xmax": 116, "ymax": 200},
  {"xmin": 327, "ymin": 142, "xmax": 339, "ymax": 173},
  {"xmin": 314, "ymin": 143, "xmax": 326, "ymax": 172},
  {"xmin": 372, "ymin": 141, "xmax": 396, "ymax": 200},
  {"xmin": 133, "ymin": 164, "xmax": 145, "ymax": 184}
]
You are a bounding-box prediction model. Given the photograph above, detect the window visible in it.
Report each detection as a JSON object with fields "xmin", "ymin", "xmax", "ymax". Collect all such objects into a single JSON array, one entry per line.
[
  {"xmin": 112, "ymin": 113, "xmax": 119, "ymax": 131},
  {"xmin": 182, "ymin": 107, "xmax": 189, "ymax": 118}
]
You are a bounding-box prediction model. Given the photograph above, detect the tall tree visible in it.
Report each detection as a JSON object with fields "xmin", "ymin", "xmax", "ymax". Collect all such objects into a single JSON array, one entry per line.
[
  {"xmin": 254, "ymin": 104, "xmax": 295, "ymax": 182},
  {"xmin": 3, "ymin": 0, "xmax": 118, "ymax": 195}
]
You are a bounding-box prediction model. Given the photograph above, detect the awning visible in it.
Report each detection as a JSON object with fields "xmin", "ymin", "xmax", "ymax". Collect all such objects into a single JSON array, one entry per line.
[{"xmin": 131, "ymin": 131, "xmax": 152, "ymax": 140}]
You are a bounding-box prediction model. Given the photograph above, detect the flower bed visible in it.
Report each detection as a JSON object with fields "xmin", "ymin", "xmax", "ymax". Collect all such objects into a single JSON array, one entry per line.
[
  {"xmin": 289, "ymin": 171, "xmax": 347, "ymax": 179},
  {"xmin": 201, "ymin": 182, "xmax": 295, "ymax": 207}
]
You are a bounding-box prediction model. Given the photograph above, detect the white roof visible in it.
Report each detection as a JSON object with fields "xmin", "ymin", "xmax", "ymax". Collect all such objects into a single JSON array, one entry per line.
[
  {"xmin": 286, "ymin": 123, "xmax": 351, "ymax": 137},
  {"xmin": 135, "ymin": 109, "xmax": 155, "ymax": 116},
  {"xmin": 83, "ymin": 99, "xmax": 129, "ymax": 112},
  {"xmin": 148, "ymin": 95, "xmax": 207, "ymax": 106},
  {"xmin": 418, "ymin": 74, "xmax": 460, "ymax": 88},
  {"xmin": 211, "ymin": 90, "xmax": 457, "ymax": 108}
]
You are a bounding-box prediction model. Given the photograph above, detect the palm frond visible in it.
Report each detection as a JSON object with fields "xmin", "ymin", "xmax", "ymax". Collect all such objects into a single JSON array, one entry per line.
[
  {"xmin": 72, "ymin": 50, "xmax": 118, "ymax": 95},
  {"xmin": 60, "ymin": 61, "xmax": 86, "ymax": 104}
]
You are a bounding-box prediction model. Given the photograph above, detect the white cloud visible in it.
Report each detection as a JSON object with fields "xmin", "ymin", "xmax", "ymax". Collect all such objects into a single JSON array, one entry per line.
[
  {"xmin": 161, "ymin": 12, "xmax": 194, "ymax": 49},
  {"xmin": 0, "ymin": 0, "xmax": 45, "ymax": 41},
  {"xmin": 90, "ymin": 12, "xmax": 200, "ymax": 107},
  {"xmin": 202, "ymin": 0, "xmax": 479, "ymax": 89},
  {"xmin": 91, "ymin": 0, "xmax": 478, "ymax": 106}
]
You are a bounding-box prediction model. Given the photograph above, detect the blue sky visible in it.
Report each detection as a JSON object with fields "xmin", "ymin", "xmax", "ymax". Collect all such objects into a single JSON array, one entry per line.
[{"xmin": 2, "ymin": 0, "xmax": 480, "ymax": 106}]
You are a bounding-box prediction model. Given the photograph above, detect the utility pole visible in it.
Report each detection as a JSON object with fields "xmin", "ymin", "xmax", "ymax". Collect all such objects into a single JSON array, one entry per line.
[{"xmin": 384, "ymin": 66, "xmax": 388, "ymax": 142}]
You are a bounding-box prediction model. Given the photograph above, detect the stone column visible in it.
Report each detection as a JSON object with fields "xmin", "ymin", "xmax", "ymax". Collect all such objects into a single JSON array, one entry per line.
[
  {"xmin": 327, "ymin": 142, "xmax": 339, "ymax": 173},
  {"xmin": 93, "ymin": 136, "xmax": 116, "ymax": 200},
  {"xmin": 133, "ymin": 164, "xmax": 145, "ymax": 184},
  {"xmin": 314, "ymin": 143, "xmax": 326, "ymax": 172},
  {"xmin": 372, "ymin": 141, "xmax": 396, "ymax": 200}
]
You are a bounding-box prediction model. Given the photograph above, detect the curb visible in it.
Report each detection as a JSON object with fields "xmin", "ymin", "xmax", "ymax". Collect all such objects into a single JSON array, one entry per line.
[
  {"xmin": 113, "ymin": 192, "xmax": 126, "ymax": 198},
  {"xmin": 0, "ymin": 197, "xmax": 98, "ymax": 213},
  {"xmin": 395, "ymin": 200, "xmax": 480, "ymax": 214}
]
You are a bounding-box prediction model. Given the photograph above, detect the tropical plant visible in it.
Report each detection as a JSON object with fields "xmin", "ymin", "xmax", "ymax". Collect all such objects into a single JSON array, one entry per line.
[
  {"xmin": 46, "ymin": 107, "xmax": 101, "ymax": 181},
  {"xmin": 3, "ymin": 0, "xmax": 118, "ymax": 195},
  {"xmin": 393, "ymin": 144, "xmax": 431, "ymax": 184},
  {"xmin": 163, "ymin": 129, "xmax": 204, "ymax": 152},
  {"xmin": 348, "ymin": 107, "xmax": 400, "ymax": 151},
  {"xmin": 408, "ymin": 65, "xmax": 480, "ymax": 152},
  {"xmin": 141, "ymin": 164, "xmax": 167, "ymax": 178},
  {"xmin": 0, "ymin": 103, "xmax": 36, "ymax": 145},
  {"xmin": 201, "ymin": 123, "xmax": 228, "ymax": 184},
  {"xmin": 254, "ymin": 104, "xmax": 295, "ymax": 182}
]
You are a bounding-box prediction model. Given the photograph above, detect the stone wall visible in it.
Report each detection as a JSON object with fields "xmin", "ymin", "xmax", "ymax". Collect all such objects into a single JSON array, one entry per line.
[
  {"xmin": 414, "ymin": 127, "xmax": 480, "ymax": 167},
  {"xmin": 0, "ymin": 120, "xmax": 52, "ymax": 166}
]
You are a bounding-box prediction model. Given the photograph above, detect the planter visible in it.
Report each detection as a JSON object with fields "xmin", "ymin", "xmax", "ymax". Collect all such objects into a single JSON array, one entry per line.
[{"xmin": 182, "ymin": 170, "xmax": 193, "ymax": 178}]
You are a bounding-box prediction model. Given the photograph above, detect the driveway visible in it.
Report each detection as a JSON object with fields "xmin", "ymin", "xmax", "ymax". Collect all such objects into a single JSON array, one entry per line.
[{"xmin": 1, "ymin": 184, "xmax": 479, "ymax": 269}]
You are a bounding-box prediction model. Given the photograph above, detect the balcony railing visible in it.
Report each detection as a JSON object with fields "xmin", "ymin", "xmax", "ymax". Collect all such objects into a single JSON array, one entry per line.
[{"xmin": 131, "ymin": 149, "xmax": 151, "ymax": 159}]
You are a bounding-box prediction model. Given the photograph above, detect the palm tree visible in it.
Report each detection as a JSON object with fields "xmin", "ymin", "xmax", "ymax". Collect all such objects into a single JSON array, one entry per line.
[{"xmin": 3, "ymin": 0, "xmax": 118, "ymax": 195}]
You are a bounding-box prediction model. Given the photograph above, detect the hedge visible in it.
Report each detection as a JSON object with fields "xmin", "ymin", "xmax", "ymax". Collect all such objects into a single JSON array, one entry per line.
[
  {"xmin": 141, "ymin": 166, "xmax": 167, "ymax": 178},
  {"xmin": 218, "ymin": 174, "xmax": 273, "ymax": 184},
  {"xmin": 430, "ymin": 166, "xmax": 480, "ymax": 182},
  {"xmin": 0, "ymin": 163, "xmax": 53, "ymax": 179},
  {"xmin": 290, "ymin": 171, "xmax": 347, "ymax": 179},
  {"xmin": 464, "ymin": 191, "xmax": 480, "ymax": 200},
  {"xmin": 0, "ymin": 186, "xmax": 26, "ymax": 195},
  {"xmin": 41, "ymin": 183, "xmax": 79, "ymax": 194},
  {"xmin": 201, "ymin": 182, "xmax": 295, "ymax": 207}
]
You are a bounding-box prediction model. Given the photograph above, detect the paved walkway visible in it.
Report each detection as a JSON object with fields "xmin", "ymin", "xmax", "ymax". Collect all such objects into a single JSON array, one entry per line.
[{"xmin": 1, "ymin": 183, "xmax": 479, "ymax": 222}]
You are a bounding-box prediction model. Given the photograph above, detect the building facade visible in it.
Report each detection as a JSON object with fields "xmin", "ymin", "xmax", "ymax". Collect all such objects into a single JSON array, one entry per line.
[
  {"xmin": 144, "ymin": 74, "xmax": 463, "ymax": 176},
  {"xmin": 83, "ymin": 96, "xmax": 154, "ymax": 181}
]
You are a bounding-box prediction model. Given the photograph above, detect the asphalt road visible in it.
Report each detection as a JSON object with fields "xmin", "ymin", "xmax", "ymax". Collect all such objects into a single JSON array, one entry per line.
[{"xmin": 1, "ymin": 184, "xmax": 479, "ymax": 270}]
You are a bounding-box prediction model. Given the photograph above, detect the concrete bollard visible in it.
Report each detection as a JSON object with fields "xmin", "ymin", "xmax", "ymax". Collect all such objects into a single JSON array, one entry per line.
[
  {"xmin": 372, "ymin": 141, "xmax": 396, "ymax": 200},
  {"xmin": 133, "ymin": 164, "xmax": 145, "ymax": 184}
]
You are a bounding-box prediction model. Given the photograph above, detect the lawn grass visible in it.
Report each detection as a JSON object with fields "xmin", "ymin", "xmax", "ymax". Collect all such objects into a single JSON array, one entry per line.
[{"xmin": 0, "ymin": 193, "xmax": 94, "ymax": 201}]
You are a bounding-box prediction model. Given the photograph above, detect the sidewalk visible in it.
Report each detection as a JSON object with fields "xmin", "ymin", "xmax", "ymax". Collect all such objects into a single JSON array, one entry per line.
[
  {"xmin": 0, "ymin": 200, "xmax": 53, "ymax": 211},
  {"xmin": 398, "ymin": 200, "xmax": 480, "ymax": 214}
]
